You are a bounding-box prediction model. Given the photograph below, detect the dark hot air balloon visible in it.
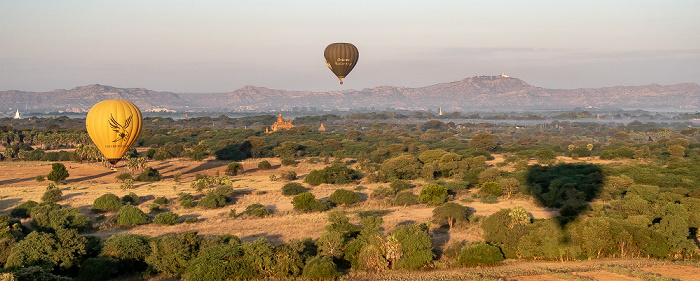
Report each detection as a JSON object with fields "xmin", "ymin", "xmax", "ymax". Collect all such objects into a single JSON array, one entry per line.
[{"xmin": 324, "ymin": 43, "xmax": 359, "ymax": 85}]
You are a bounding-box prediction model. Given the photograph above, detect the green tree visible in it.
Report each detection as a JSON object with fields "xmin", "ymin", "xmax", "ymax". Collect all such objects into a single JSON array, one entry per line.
[
  {"xmin": 469, "ymin": 134, "xmax": 497, "ymax": 152},
  {"xmin": 46, "ymin": 163, "xmax": 69, "ymax": 184},
  {"xmin": 432, "ymin": 202, "xmax": 469, "ymax": 229},
  {"xmin": 418, "ymin": 183, "xmax": 448, "ymax": 206},
  {"xmin": 390, "ymin": 223, "xmax": 433, "ymax": 270},
  {"xmin": 380, "ymin": 154, "xmax": 423, "ymax": 181}
]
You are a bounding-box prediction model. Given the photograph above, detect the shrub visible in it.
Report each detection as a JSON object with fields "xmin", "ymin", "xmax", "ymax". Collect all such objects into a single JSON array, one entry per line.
[
  {"xmin": 480, "ymin": 195, "xmax": 499, "ymax": 204},
  {"xmin": 76, "ymin": 257, "xmax": 119, "ymax": 281},
  {"xmin": 199, "ymin": 194, "xmax": 226, "ymax": 209},
  {"xmin": 35, "ymin": 175, "xmax": 45, "ymax": 182},
  {"xmin": 280, "ymin": 170, "xmax": 297, "ymax": 180},
  {"xmin": 418, "ymin": 183, "xmax": 448, "ymax": 205},
  {"xmin": 154, "ymin": 196, "xmax": 169, "ymax": 205},
  {"xmin": 357, "ymin": 244, "xmax": 389, "ymax": 272},
  {"xmin": 304, "ymin": 170, "xmax": 326, "ymax": 186},
  {"xmin": 122, "ymin": 192, "xmax": 139, "ymax": 204},
  {"xmin": 281, "ymin": 183, "xmax": 307, "ymax": 196},
  {"xmin": 30, "ymin": 203, "xmax": 91, "ymax": 232},
  {"xmin": 185, "ymin": 217, "xmax": 199, "ymax": 223},
  {"xmin": 292, "ymin": 192, "xmax": 316, "ymax": 211},
  {"xmin": 47, "ymin": 163, "xmax": 69, "ymax": 183},
  {"xmin": 92, "ymin": 193, "xmax": 123, "ymax": 212},
  {"xmin": 11, "ymin": 200, "xmax": 38, "ymax": 218},
  {"xmin": 212, "ymin": 185, "xmax": 234, "ymax": 197},
  {"xmin": 390, "ymin": 180, "xmax": 412, "ymax": 192},
  {"xmin": 370, "ymin": 186, "xmax": 395, "ymax": 200},
  {"xmin": 181, "ymin": 198, "xmax": 194, "ymax": 208},
  {"xmin": 120, "ymin": 178, "xmax": 134, "ymax": 189},
  {"xmin": 444, "ymin": 180, "xmax": 470, "ymax": 192},
  {"xmin": 292, "ymin": 193, "xmax": 329, "ymax": 212},
  {"xmin": 481, "ymin": 181, "xmax": 502, "ymax": 196},
  {"xmin": 173, "ymin": 172, "xmax": 182, "ymax": 183},
  {"xmin": 328, "ymin": 189, "xmax": 361, "ymax": 205},
  {"xmin": 302, "ymin": 256, "xmax": 337, "ymax": 280},
  {"xmin": 116, "ymin": 205, "xmax": 148, "ymax": 227},
  {"xmin": 5, "ymin": 228, "xmax": 87, "ymax": 271},
  {"xmin": 184, "ymin": 244, "xmax": 255, "ymax": 281},
  {"xmin": 41, "ymin": 183, "xmax": 62, "ymax": 203},
  {"xmin": 101, "ymin": 234, "xmax": 151, "ymax": 272},
  {"xmin": 225, "ymin": 162, "xmax": 242, "ymax": 176},
  {"xmin": 136, "ymin": 167, "xmax": 161, "ymax": 182},
  {"xmin": 145, "ymin": 232, "xmax": 200, "ymax": 274},
  {"xmin": 310, "ymin": 200, "xmax": 331, "ymax": 212},
  {"xmin": 380, "ymin": 154, "xmax": 423, "ymax": 180},
  {"xmin": 394, "ymin": 190, "xmax": 418, "ymax": 206},
  {"xmin": 154, "ymin": 212, "xmax": 180, "ymax": 225},
  {"xmin": 281, "ymin": 157, "xmax": 296, "ymax": 166},
  {"xmin": 149, "ymin": 203, "xmax": 160, "ymax": 212},
  {"xmin": 116, "ymin": 173, "xmax": 133, "ymax": 182},
  {"xmin": 244, "ymin": 203, "xmax": 271, "ymax": 217},
  {"xmin": 305, "ymin": 164, "xmax": 361, "ymax": 186},
  {"xmin": 458, "ymin": 242, "xmax": 504, "ymax": 266},
  {"xmin": 391, "ymin": 223, "xmax": 434, "ymax": 270},
  {"xmin": 14, "ymin": 266, "xmax": 72, "ymax": 281},
  {"xmin": 258, "ymin": 160, "xmax": 272, "ymax": 170}
]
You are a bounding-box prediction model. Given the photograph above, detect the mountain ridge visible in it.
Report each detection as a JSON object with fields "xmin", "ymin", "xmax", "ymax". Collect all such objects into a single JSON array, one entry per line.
[{"xmin": 2, "ymin": 75, "xmax": 699, "ymax": 113}]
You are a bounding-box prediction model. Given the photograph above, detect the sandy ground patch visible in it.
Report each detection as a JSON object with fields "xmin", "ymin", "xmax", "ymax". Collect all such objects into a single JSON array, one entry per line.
[
  {"xmin": 640, "ymin": 264, "xmax": 700, "ymax": 281},
  {"xmin": 574, "ymin": 271, "xmax": 642, "ymax": 281}
]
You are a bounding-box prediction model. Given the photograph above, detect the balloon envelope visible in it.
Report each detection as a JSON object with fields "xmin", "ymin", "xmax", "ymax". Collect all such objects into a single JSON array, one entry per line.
[
  {"xmin": 86, "ymin": 99, "xmax": 142, "ymax": 165},
  {"xmin": 324, "ymin": 43, "xmax": 359, "ymax": 85}
]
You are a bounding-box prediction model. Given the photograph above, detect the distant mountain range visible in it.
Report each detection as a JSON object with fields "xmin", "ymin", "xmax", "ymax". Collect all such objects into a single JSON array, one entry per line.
[{"xmin": 2, "ymin": 75, "xmax": 699, "ymax": 114}]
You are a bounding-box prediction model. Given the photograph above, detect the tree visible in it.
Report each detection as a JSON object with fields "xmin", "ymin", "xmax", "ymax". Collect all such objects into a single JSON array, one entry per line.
[
  {"xmin": 668, "ymin": 145, "xmax": 685, "ymax": 159},
  {"xmin": 390, "ymin": 223, "xmax": 433, "ymax": 269},
  {"xmin": 418, "ymin": 183, "xmax": 448, "ymax": 206},
  {"xmin": 47, "ymin": 163, "xmax": 69, "ymax": 184},
  {"xmin": 432, "ymin": 202, "xmax": 469, "ymax": 229},
  {"xmin": 469, "ymin": 134, "xmax": 497, "ymax": 152},
  {"xmin": 381, "ymin": 154, "xmax": 422, "ymax": 181},
  {"xmin": 5, "ymin": 228, "xmax": 87, "ymax": 271},
  {"xmin": 500, "ymin": 178, "xmax": 520, "ymax": 198}
]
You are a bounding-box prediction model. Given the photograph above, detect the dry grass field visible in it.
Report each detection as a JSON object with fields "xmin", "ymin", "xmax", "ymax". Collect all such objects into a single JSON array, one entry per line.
[{"xmin": 2, "ymin": 156, "xmax": 699, "ymax": 280}]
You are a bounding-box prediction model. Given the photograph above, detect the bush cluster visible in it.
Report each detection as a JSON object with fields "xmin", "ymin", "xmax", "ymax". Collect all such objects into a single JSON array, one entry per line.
[
  {"xmin": 136, "ymin": 167, "xmax": 161, "ymax": 182},
  {"xmin": 41, "ymin": 183, "xmax": 62, "ymax": 203},
  {"xmin": 154, "ymin": 212, "xmax": 180, "ymax": 225},
  {"xmin": 244, "ymin": 203, "xmax": 271, "ymax": 217},
  {"xmin": 199, "ymin": 193, "xmax": 226, "ymax": 209},
  {"xmin": 92, "ymin": 193, "xmax": 123, "ymax": 212},
  {"xmin": 292, "ymin": 192, "xmax": 330, "ymax": 212},
  {"xmin": 281, "ymin": 183, "xmax": 307, "ymax": 196},
  {"xmin": 328, "ymin": 189, "xmax": 361, "ymax": 206},
  {"xmin": 116, "ymin": 205, "xmax": 148, "ymax": 227},
  {"xmin": 304, "ymin": 164, "xmax": 361, "ymax": 186}
]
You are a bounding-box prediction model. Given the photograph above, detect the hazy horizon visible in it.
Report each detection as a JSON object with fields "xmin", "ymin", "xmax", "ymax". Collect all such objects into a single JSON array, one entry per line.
[{"xmin": 2, "ymin": 1, "xmax": 699, "ymax": 93}]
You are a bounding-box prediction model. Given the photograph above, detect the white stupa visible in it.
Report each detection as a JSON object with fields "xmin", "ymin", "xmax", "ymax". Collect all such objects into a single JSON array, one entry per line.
[{"xmin": 13, "ymin": 109, "xmax": 21, "ymax": 119}]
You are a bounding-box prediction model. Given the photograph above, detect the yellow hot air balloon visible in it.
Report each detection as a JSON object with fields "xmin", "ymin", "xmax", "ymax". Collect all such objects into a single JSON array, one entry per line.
[
  {"xmin": 86, "ymin": 99, "xmax": 142, "ymax": 165},
  {"xmin": 324, "ymin": 43, "xmax": 359, "ymax": 85}
]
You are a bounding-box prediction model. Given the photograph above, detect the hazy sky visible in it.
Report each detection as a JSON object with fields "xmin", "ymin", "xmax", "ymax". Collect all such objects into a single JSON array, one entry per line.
[{"xmin": 2, "ymin": 0, "xmax": 699, "ymax": 93}]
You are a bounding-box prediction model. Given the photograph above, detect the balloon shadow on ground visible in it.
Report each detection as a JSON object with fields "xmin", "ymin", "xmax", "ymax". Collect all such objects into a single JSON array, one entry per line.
[
  {"xmin": 66, "ymin": 171, "xmax": 115, "ymax": 184},
  {"xmin": 524, "ymin": 163, "xmax": 604, "ymax": 228},
  {"xmin": 182, "ymin": 160, "xmax": 228, "ymax": 175},
  {"xmin": 0, "ymin": 176, "xmax": 35, "ymax": 186}
]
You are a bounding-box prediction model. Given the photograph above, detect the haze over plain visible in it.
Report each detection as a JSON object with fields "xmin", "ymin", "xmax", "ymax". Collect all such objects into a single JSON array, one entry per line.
[{"xmin": 1, "ymin": 0, "xmax": 699, "ymax": 93}]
